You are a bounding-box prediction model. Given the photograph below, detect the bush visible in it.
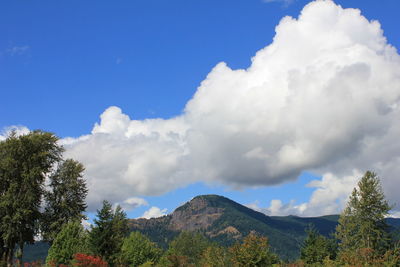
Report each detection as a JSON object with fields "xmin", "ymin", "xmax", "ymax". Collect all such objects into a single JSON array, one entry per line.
[{"xmin": 73, "ymin": 253, "xmax": 108, "ymax": 267}]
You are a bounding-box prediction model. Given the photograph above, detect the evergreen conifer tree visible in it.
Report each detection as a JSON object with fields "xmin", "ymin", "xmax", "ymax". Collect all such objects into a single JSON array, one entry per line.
[
  {"xmin": 335, "ymin": 171, "xmax": 391, "ymax": 257},
  {"xmin": 300, "ymin": 225, "xmax": 336, "ymax": 264},
  {"xmin": 89, "ymin": 200, "xmax": 129, "ymax": 266}
]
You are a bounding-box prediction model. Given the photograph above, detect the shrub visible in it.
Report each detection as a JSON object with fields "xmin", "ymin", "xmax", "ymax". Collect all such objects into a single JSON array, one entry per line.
[{"xmin": 73, "ymin": 253, "xmax": 108, "ymax": 267}]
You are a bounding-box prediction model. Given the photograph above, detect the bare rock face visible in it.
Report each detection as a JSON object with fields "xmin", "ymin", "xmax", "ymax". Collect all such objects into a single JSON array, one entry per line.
[{"xmin": 169, "ymin": 196, "xmax": 224, "ymax": 231}]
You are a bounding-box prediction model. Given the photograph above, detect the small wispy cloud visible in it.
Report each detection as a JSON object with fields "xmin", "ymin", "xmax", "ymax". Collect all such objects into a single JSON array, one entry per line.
[
  {"xmin": 118, "ymin": 197, "xmax": 149, "ymax": 211},
  {"xmin": 141, "ymin": 206, "xmax": 168, "ymax": 219},
  {"xmin": 6, "ymin": 45, "xmax": 30, "ymax": 56},
  {"xmin": 263, "ymin": 0, "xmax": 295, "ymax": 7}
]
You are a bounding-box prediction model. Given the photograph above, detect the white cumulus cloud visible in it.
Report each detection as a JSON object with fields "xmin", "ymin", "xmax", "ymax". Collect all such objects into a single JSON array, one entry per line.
[{"xmin": 7, "ymin": 0, "xmax": 400, "ymax": 213}]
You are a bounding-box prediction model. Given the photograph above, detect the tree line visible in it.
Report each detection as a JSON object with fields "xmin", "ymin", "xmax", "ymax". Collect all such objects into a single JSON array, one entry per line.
[
  {"xmin": 46, "ymin": 209, "xmax": 280, "ymax": 267},
  {"xmin": 1, "ymin": 131, "xmax": 400, "ymax": 266}
]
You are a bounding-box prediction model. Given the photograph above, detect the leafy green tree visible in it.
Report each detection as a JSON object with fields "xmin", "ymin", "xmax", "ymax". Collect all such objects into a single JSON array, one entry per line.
[
  {"xmin": 42, "ymin": 159, "xmax": 88, "ymax": 243},
  {"xmin": 165, "ymin": 231, "xmax": 210, "ymax": 266},
  {"xmin": 200, "ymin": 244, "xmax": 231, "ymax": 267},
  {"xmin": 0, "ymin": 130, "xmax": 63, "ymax": 265},
  {"xmin": 300, "ymin": 225, "xmax": 337, "ymax": 265},
  {"xmin": 229, "ymin": 232, "xmax": 279, "ymax": 267},
  {"xmin": 335, "ymin": 171, "xmax": 391, "ymax": 258},
  {"xmin": 119, "ymin": 231, "xmax": 162, "ymax": 266},
  {"xmin": 89, "ymin": 200, "xmax": 129, "ymax": 266},
  {"xmin": 45, "ymin": 220, "xmax": 89, "ymax": 266}
]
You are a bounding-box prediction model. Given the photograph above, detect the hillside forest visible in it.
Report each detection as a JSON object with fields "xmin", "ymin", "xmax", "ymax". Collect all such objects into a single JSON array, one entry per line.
[{"xmin": 1, "ymin": 131, "xmax": 400, "ymax": 266}]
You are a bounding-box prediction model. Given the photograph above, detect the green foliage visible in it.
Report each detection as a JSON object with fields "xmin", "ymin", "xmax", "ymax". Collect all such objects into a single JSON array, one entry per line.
[
  {"xmin": 46, "ymin": 220, "xmax": 88, "ymax": 266},
  {"xmin": 381, "ymin": 245, "xmax": 400, "ymax": 266},
  {"xmin": 119, "ymin": 231, "xmax": 162, "ymax": 267},
  {"xmin": 229, "ymin": 232, "xmax": 279, "ymax": 267},
  {"xmin": 164, "ymin": 231, "xmax": 211, "ymax": 266},
  {"xmin": 89, "ymin": 200, "xmax": 129, "ymax": 266},
  {"xmin": 300, "ymin": 225, "xmax": 336, "ymax": 265},
  {"xmin": 199, "ymin": 244, "xmax": 231, "ymax": 267},
  {"xmin": 42, "ymin": 159, "xmax": 88, "ymax": 243},
  {"xmin": 0, "ymin": 130, "xmax": 63, "ymax": 264},
  {"xmin": 335, "ymin": 171, "xmax": 391, "ymax": 258}
]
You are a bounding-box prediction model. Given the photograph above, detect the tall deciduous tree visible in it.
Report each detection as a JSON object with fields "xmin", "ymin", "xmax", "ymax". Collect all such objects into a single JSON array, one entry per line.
[
  {"xmin": 42, "ymin": 159, "xmax": 88, "ymax": 243},
  {"xmin": 0, "ymin": 130, "xmax": 63, "ymax": 266},
  {"xmin": 335, "ymin": 171, "xmax": 391, "ymax": 257},
  {"xmin": 89, "ymin": 200, "xmax": 129, "ymax": 266}
]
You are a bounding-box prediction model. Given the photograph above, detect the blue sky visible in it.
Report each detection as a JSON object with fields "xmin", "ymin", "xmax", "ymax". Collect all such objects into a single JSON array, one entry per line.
[{"xmin": 2, "ymin": 0, "xmax": 400, "ymax": 219}]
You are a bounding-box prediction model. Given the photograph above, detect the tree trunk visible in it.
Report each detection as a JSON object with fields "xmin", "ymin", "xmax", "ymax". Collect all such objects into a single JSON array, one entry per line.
[
  {"xmin": 17, "ymin": 242, "xmax": 24, "ymax": 267},
  {"xmin": 3, "ymin": 243, "xmax": 15, "ymax": 267},
  {"xmin": 3, "ymin": 249, "xmax": 9, "ymax": 267},
  {"xmin": 6, "ymin": 250, "xmax": 13, "ymax": 267}
]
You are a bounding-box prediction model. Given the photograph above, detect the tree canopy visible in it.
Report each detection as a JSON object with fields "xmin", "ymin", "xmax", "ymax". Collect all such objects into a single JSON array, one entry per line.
[
  {"xmin": 164, "ymin": 231, "xmax": 211, "ymax": 266},
  {"xmin": 300, "ymin": 225, "xmax": 336, "ymax": 264},
  {"xmin": 89, "ymin": 200, "xmax": 129, "ymax": 266},
  {"xmin": 336, "ymin": 171, "xmax": 391, "ymax": 255},
  {"xmin": 229, "ymin": 232, "xmax": 279, "ymax": 267},
  {"xmin": 45, "ymin": 220, "xmax": 89, "ymax": 266},
  {"xmin": 0, "ymin": 130, "xmax": 63, "ymax": 265},
  {"xmin": 42, "ymin": 159, "xmax": 88, "ymax": 243},
  {"xmin": 119, "ymin": 231, "xmax": 162, "ymax": 267}
]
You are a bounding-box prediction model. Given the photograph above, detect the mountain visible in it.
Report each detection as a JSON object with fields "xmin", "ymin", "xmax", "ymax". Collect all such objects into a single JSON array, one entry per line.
[
  {"xmin": 23, "ymin": 194, "xmax": 400, "ymax": 262},
  {"xmin": 129, "ymin": 194, "xmax": 400, "ymax": 260}
]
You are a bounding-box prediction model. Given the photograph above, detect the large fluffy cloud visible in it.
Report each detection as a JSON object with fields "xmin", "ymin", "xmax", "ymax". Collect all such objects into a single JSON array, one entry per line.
[{"xmin": 59, "ymin": 0, "xmax": 400, "ymax": 212}]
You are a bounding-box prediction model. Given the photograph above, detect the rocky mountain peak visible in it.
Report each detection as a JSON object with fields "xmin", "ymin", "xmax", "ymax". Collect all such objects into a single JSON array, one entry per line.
[{"xmin": 169, "ymin": 195, "xmax": 225, "ymax": 231}]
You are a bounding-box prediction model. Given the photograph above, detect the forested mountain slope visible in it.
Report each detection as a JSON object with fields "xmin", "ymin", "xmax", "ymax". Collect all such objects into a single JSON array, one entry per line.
[{"xmin": 128, "ymin": 195, "xmax": 400, "ymax": 259}]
